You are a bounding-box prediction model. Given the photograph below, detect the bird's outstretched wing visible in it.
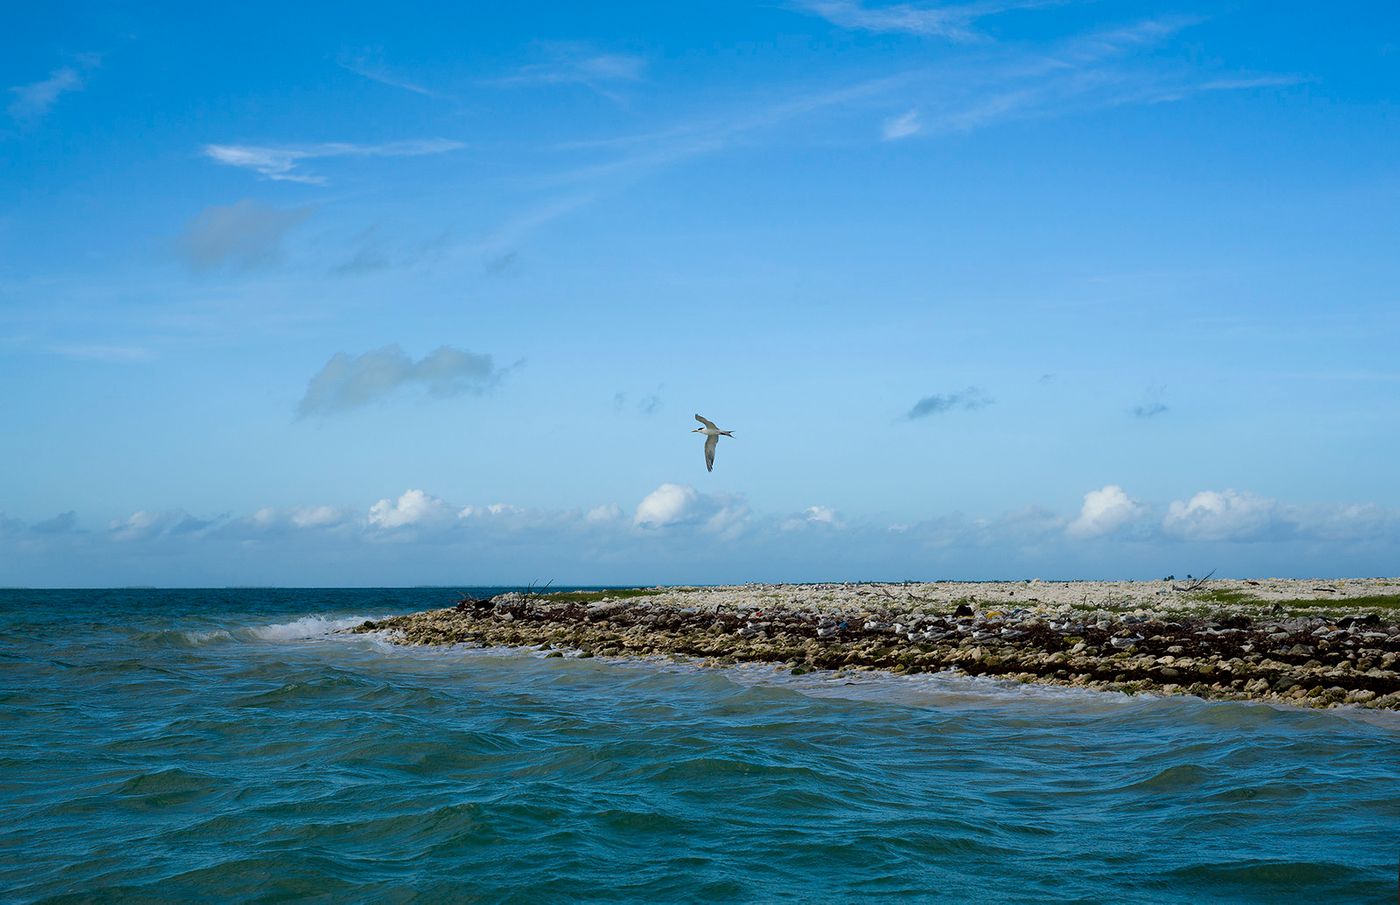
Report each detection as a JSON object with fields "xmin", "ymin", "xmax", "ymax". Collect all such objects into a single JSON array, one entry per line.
[
  {"xmin": 704, "ymin": 433, "xmax": 718, "ymax": 472},
  {"xmin": 694, "ymin": 414, "xmax": 717, "ymax": 430}
]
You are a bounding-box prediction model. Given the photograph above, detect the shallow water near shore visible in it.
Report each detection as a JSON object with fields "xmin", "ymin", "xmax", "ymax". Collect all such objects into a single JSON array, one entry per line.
[{"xmin": 3, "ymin": 589, "xmax": 1397, "ymax": 903}]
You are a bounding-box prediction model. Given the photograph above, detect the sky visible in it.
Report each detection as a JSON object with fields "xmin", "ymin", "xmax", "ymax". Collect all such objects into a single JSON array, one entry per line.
[{"xmin": 2, "ymin": 1, "xmax": 1398, "ymax": 586}]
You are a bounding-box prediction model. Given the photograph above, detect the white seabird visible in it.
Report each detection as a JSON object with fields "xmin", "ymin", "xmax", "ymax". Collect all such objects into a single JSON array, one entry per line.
[{"xmin": 692, "ymin": 414, "xmax": 733, "ymax": 472}]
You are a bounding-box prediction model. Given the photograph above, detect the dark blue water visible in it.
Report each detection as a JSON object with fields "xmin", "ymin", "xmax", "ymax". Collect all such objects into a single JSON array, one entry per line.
[{"xmin": 2, "ymin": 589, "xmax": 1397, "ymax": 903}]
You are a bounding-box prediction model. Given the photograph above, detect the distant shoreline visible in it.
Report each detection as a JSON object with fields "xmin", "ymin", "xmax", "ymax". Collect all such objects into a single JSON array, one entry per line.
[
  {"xmin": 358, "ymin": 579, "xmax": 1400, "ymax": 710},
  {"xmin": 2, "ymin": 578, "xmax": 1397, "ymax": 593}
]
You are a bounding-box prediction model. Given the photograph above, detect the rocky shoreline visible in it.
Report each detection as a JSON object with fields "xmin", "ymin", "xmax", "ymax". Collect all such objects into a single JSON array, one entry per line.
[{"xmin": 355, "ymin": 580, "xmax": 1400, "ymax": 710}]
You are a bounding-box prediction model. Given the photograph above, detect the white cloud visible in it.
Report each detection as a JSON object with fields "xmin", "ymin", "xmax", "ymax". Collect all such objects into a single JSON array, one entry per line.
[
  {"xmin": 244, "ymin": 505, "xmax": 351, "ymax": 533},
  {"xmin": 586, "ymin": 504, "xmax": 623, "ymax": 523},
  {"xmin": 1162, "ymin": 490, "xmax": 1276, "ymax": 542},
  {"xmin": 1067, "ymin": 485, "xmax": 1141, "ymax": 538},
  {"xmin": 634, "ymin": 483, "xmax": 698, "ymax": 528},
  {"xmin": 108, "ymin": 510, "xmax": 215, "ymax": 541},
  {"xmin": 704, "ymin": 502, "xmax": 751, "ymax": 538},
  {"xmin": 368, "ymin": 489, "xmax": 450, "ymax": 529},
  {"xmin": 291, "ymin": 505, "xmax": 347, "ymax": 529},
  {"xmin": 785, "ymin": 505, "xmax": 842, "ymax": 530},
  {"xmin": 203, "ymin": 139, "xmax": 465, "ymax": 184},
  {"xmin": 882, "ymin": 108, "xmax": 922, "ymax": 140},
  {"xmin": 13, "ymin": 484, "xmax": 1400, "ymax": 587},
  {"xmin": 298, "ymin": 345, "xmax": 508, "ymax": 417},
  {"xmin": 459, "ymin": 503, "xmax": 521, "ymax": 519},
  {"xmin": 459, "ymin": 504, "xmax": 526, "ymax": 523},
  {"xmin": 632, "ymin": 483, "xmax": 749, "ymax": 536},
  {"xmin": 110, "ymin": 511, "xmax": 161, "ymax": 541}
]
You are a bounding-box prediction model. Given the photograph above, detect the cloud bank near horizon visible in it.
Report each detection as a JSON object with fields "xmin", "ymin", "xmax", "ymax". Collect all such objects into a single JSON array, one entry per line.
[{"xmin": 5, "ymin": 483, "xmax": 1398, "ymax": 587}]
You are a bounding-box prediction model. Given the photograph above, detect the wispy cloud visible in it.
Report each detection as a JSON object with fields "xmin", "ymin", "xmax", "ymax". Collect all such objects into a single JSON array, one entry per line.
[
  {"xmin": 202, "ymin": 139, "xmax": 465, "ymax": 184},
  {"xmin": 178, "ymin": 200, "xmax": 313, "ymax": 271},
  {"xmin": 1130, "ymin": 385, "xmax": 1168, "ymax": 419},
  {"xmin": 48, "ymin": 343, "xmax": 153, "ymax": 363},
  {"xmin": 483, "ymin": 250, "xmax": 519, "ymax": 276},
  {"xmin": 1053, "ymin": 16, "xmax": 1199, "ymax": 65},
  {"xmin": 8, "ymin": 54, "xmax": 100, "ymax": 122},
  {"xmin": 1196, "ymin": 75, "xmax": 1308, "ymax": 92},
  {"xmin": 338, "ymin": 50, "xmax": 446, "ymax": 98},
  {"xmin": 549, "ymin": 13, "xmax": 1290, "ymax": 206},
  {"xmin": 614, "ymin": 388, "xmax": 664, "ymax": 416},
  {"xmin": 892, "ymin": 18, "xmax": 1301, "ymax": 139},
  {"xmin": 549, "ymin": 71, "xmax": 914, "ymax": 186},
  {"xmin": 904, "ymin": 386, "xmax": 993, "ymax": 419},
  {"xmin": 336, "ymin": 225, "xmax": 450, "ymax": 275},
  {"xmin": 297, "ymin": 345, "xmax": 509, "ymax": 417},
  {"xmin": 882, "ymin": 108, "xmax": 922, "ymax": 140},
  {"xmin": 1132, "ymin": 401, "xmax": 1168, "ymax": 419},
  {"xmin": 795, "ymin": 0, "xmax": 1054, "ymax": 42},
  {"xmin": 489, "ymin": 42, "xmax": 646, "ymax": 101},
  {"xmin": 467, "ymin": 193, "xmax": 597, "ymax": 266}
]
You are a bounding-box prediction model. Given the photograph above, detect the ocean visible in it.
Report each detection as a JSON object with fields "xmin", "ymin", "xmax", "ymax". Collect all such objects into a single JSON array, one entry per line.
[{"xmin": 2, "ymin": 588, "xmax": 1396, "ymax": 903}]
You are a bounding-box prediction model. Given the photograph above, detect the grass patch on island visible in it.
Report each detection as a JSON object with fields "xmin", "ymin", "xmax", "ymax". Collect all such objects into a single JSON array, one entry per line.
[
  {"xmin": 1186, "ymin": 588, "xmax": 1400, "ymax": 615},
  {"xmin": 1189, "ymin": 588, "xmax": 1258, "ymax": 606}
]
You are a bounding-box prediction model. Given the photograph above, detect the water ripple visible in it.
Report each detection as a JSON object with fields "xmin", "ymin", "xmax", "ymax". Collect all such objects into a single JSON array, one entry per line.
[{"xmin": 2, "ymin": 588, "xmax": 1397, "ymax": 903}]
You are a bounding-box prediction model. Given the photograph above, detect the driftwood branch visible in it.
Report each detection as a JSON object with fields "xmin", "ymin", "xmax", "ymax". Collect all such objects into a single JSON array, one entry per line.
[{"xmin": 1172, "ymin": 569, "xmax": 1217, "ymax": 592}]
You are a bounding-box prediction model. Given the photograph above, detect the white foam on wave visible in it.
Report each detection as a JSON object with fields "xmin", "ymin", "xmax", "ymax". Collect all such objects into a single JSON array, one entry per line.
[
  {"xmin": 340, "ymin": 636, "xmax": 1400, "ymax": 728},
  {"xmin": 245, "ymin": 614, "xmax": 386, "ymax": 642},
  {"xmin": 508, "ymin": 647, "xmax": 1185, "ymax": 717},
  {"xmin": 729, "ymin": 662, "xmax": 1145, "ymax": 713},
  {"xmin": 400, "ymin": 639, "xmax": 1147, "ymax": 714},
  {"xmin": 180, "ymin": 628, "xmax": 233, "ymax": 645}
]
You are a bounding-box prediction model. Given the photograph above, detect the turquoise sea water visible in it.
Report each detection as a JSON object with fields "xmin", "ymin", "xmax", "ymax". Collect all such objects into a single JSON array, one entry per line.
[{"xmin": 2, "ymin": 588, "xmax": 1397, "ymax": 903}]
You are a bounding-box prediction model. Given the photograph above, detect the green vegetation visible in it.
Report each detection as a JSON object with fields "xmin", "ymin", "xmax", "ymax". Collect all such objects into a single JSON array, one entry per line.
[
  {"xmin": 1187, "ymin": 587, "xmax": 1400, "ymax": 613},
  {"xmin": 537, "ymin": 588, "xmax": 665, "ymax": 604},
  {"xmin": 1189, "ymin": 588, "xmax": 1258, "ymax": 606}
]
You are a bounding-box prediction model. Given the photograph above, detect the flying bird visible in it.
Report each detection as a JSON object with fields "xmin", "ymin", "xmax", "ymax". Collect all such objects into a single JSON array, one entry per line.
[{"xmin": 692, "ymin": 414, "xmax": 733, "ymax": 472}]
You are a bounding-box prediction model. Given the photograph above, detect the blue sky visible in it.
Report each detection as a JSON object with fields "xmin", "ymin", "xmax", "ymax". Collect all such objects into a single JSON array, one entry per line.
[{"xmin": 3, "ymin": 1, "xmax": 1398, "ymax": 586}]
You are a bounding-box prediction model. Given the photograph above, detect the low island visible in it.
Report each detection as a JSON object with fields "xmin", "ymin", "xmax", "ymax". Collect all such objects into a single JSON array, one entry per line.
[{"xmin": 356, "ymin": 578, "xmax": 1400, "ymax": 710}]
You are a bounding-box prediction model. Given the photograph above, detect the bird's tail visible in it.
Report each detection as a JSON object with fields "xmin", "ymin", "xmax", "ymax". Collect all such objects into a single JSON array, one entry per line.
[{"xmin": 720, "ymin": 430, "xmax": 734, "ymax": 437}]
